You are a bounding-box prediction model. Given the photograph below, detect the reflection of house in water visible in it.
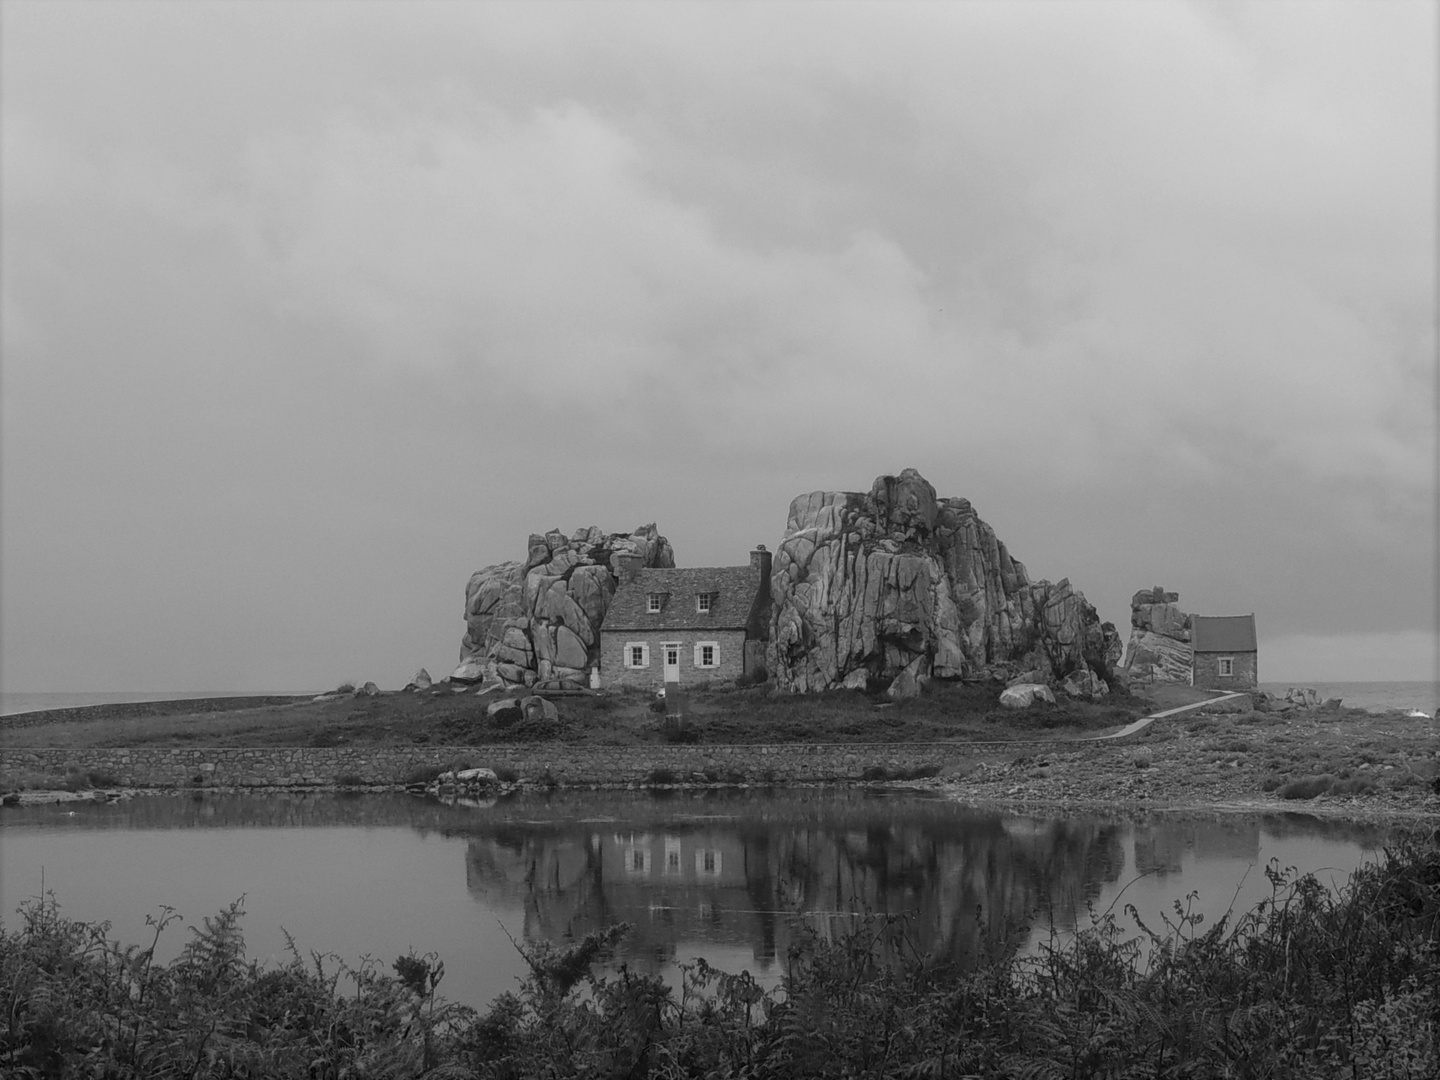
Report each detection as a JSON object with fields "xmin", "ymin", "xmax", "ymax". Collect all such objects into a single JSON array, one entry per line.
[
  {"xmin": 464, "ymin": 826, "xmax": 771, "ymax": 974},
  {"xmin": 460, "ymin": 800, "xmax": 1129, "ymax": 979}
]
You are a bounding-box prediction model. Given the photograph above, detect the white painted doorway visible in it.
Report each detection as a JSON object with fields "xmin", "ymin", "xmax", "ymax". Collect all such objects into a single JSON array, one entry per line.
[{"xmin": 662, "ymin": 642, "xmax": 681, "ymax": 683}]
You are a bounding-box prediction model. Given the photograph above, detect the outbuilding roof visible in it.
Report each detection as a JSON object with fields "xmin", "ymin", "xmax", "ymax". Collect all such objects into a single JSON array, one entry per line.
[
  {"xmin": 1191, "ymin": 614, "xmax": 1257, "ymax": 653},
  {"xmin": 602, "ymin": 566, "xmax": 764, "ymax": 633}
]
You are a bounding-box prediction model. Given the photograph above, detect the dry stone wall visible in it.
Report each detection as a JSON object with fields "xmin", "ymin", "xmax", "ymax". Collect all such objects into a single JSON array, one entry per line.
[{"xmin": 3, "ymin": 742, "xmax": 1034, "ymax": 789}]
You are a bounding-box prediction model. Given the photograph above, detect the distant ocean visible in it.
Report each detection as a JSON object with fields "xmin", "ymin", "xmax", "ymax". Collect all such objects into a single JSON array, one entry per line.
[
  {"xmin": 1256, "ymin": 681, "xmax": 1437, "ymax": 715},
  {"xmin": 2, "ymin": 682, "xmax": 1435, "ymax": 718},
  {"xmin": 0, "ymin": 691, "xmax": 314, "ymax": 717}
]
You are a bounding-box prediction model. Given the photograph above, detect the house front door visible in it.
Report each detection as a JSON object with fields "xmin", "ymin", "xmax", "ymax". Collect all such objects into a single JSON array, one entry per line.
[{"xmin": 663, "ymin": 642, "xmax": 681, "ymax": 683}]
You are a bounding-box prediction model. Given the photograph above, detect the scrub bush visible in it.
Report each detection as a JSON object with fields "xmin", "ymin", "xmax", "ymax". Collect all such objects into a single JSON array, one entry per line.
[
  {"xmin": 403, "ymin": 764, "xmax": 442, "ymax": 785},
  {"xmin": 1279, "ymin": 774, "xmax": 1336, "ymax": 800}
]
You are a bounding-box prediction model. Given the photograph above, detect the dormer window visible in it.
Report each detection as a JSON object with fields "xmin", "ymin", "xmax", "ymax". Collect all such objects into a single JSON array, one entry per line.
[
  {"xmin": 696, "ymin": 593, "xmax": 712, "ymax": 613},
  {"xmin": 647, "ymin": 593, "xmax": 662, "ymax": 613}
]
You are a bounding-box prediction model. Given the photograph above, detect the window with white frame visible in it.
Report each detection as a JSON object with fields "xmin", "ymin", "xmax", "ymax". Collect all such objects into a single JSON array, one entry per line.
[
  {"xmin": 695, "ymin": 848, "xmax": 721, "ymax": 876},
  {"xmin": 647, "ymin": 593, "xmax": 662, "ymax": 613},
  {"xmin": 694, "ymin": 641, "xmax": 719, "ymax": 668},
  {"xmin": 664, "ymin": 836, "xmax": 682, "ymax": 875},
  {"xmin": 616, "ymin": 833, "xmax": 652, "ymax": 875},
  {"xmin": 625, "ymin": 642, "xmax": 650, "ymax": 668},
  {"xmin": 1217, "ymin": 656, "xmax": 1234, "ymax": 677},
  {"xmin": 696, "ymin": 593, "xmax": 712, "ymax": 613}
]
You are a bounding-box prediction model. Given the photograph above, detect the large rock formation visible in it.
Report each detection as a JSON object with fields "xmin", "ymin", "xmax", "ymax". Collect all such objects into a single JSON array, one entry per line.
[
  {"xmin": 459, "ymin": 524, "xmax": 674, "ymax": 690},
  {"xmin": 769, "ymin": 469, "xmax": 1120, "ymax": 695},
  {"xmin": 1118, "ymin": 587, "xmax": 1193, "ymax": 684}
]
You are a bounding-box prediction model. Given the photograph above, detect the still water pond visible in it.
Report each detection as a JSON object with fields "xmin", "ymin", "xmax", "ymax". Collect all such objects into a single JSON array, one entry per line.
[{"xmin": 0, "ymin": 790, "xmax": 1397, "ymax": 1009}]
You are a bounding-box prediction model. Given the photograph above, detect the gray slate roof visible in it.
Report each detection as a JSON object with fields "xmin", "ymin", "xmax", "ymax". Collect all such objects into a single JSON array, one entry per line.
[
  {"xmin": 1191, "ymin": 615, "xmax": 1257, "ymax": 652},
  {"xmin": 602, "ymin": 566, "xmax": 764, "ymax": 633}
]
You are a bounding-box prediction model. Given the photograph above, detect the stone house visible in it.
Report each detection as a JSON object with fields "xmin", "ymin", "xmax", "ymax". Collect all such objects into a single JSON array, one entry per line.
[
  {"xmin": 598, "ymin": 546, "xmax": 772, "ymax": 689},
  {"xmin": 1190, "ymin": 614, "xmax": 1258, "ymax": 689}
]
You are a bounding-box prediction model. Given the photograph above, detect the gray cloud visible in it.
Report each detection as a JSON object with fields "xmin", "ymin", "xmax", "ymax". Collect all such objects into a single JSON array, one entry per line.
[{"xmin": 2, "ymin": 0, "xmax": 1433, "ymax": 689}]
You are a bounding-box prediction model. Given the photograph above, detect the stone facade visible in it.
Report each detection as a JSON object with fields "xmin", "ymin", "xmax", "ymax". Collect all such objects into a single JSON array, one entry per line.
[
  {"xmin": 598, "ymin": 547, "xmax": 772, "ymax": 690},
  {"xmin": 1, "ymin": 740, "xmax": 1041, "ymax": 790},
  {"xmin": 599, "ymin": 628, "xmax": 749, "ymax": 690},
  {"xmin": 1193, "ymin": 650, "xmax": 1258, "ymax": 690}
]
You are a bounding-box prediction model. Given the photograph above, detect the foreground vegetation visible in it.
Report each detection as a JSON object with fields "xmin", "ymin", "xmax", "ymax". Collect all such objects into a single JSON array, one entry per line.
[{"xmin": 5, "ymin": 836, "xmax": 1436, "ymax": 1078}]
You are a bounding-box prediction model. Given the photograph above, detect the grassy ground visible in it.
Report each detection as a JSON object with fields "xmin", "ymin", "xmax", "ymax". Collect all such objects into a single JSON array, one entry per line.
[
  {"xmin": 7, "ymin": 685, "xmax": 1436, "ymax": 817},
  {"xmin": 1, "ymin": 680, "xmax": 1149, "ymax": 749},
  {"xmin": 926, "ymin": 702, "xmax": 1440, "ymax": 817}
]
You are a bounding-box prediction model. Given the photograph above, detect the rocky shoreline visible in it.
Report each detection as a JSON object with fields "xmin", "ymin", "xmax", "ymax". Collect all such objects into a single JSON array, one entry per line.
[{"xmin": 10, "ymin": 759, "xmax": 1437, "ymax": 826}]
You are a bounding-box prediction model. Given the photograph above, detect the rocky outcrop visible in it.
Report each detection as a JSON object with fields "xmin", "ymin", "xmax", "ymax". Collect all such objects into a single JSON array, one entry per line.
[
  {"xmin": 459, "ymin": 524, "xmax": 674, "ymax": 690},
  {"xmin": 1119, "ymin": 587, "xmax": 1193, "ymax": 684},
  {"xmin": 769, "ymin": 469, "xmax": 1119, "ymax": 696}
]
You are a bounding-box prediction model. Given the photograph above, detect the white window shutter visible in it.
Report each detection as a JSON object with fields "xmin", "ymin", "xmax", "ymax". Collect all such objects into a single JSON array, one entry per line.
[{"xmin": 693, "ymin": 642, "xmax": 703, "ymax": 667}]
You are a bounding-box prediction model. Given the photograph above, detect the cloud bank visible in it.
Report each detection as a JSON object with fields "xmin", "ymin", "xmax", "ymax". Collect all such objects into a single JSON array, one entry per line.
[{"xmin": 2, "ymin": 1, "xmax": 1434, "ymax": 689}]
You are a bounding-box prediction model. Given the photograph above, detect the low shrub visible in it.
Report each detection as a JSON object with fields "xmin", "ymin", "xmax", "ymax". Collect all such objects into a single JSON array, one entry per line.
[
  {"xmin": 488, "ymin": 703, "xmax": 522, "ymax": 727},
  {"xmin": 1131, "ymin": 747, "xmax": 1155, "ymax": 769},
  {"xmin": 1278, "ymin": 774, "xmax": 1336, "ymax": 800},
  {"xmin": 860, "ymin": 763, "xmax": 942, "ymax": 782},
  {"xmin": 646, "ymin": 768, "xmax": 678, "ymax": 785},
  {"xmin": 661, "ymin": 721, "xmax": 700, "ymax": 744},
  {"xmin": 334, "ymin": 773, "xmax": 364, "ymax": 788},
  {"xmin": 492, "ymin": 765, "xmax": 518, "ymax": 783},
  {"xmin": 1333, "ymin": 775, "xmax": 1378, "ymax": 796},
  {"xmin": 902, "ymin": 763, "xmax": 942, "ymax": 780},
  {"xmin": 403, "ymin": 764, "xmax": 442, "ymax": 786}
]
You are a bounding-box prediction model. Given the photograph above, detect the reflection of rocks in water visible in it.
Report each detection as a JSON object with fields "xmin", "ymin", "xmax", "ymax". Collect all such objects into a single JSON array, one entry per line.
[
  {"xmin": 1135, "ymin": 828, "xmax": 1185, "ymax": 878},
  {"xmin": 1004, "ymin": 818, "xmax": 1126, "ymax": 936},
  {"xmin": 460, "ymin": 800, "xmax": 1130, "ymax": 976},
  {"xmin": 1135, "ymin": 817, "xmax": 1263, "ymax": 879}
]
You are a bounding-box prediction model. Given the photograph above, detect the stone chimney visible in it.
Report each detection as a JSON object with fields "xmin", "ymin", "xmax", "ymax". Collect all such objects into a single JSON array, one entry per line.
[
  {"xmin": 613, "ymin": 553, "xmax": 644, "ymax": 583},
  {"xmin": 750, "ymin": 544, "xmax": 772, "ymax": 595}
]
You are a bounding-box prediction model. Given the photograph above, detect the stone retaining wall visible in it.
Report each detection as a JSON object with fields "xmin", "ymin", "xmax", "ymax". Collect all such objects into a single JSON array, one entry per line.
[{"xmin": 2, "ymin": 741, "xmax": 1037, "ymax": 789}]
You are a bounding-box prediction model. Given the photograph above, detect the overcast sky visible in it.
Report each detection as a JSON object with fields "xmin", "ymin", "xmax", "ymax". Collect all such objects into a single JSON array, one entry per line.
[{"xmin": 2, "ymin": 0, "xmax": 1434, "ymax": 692}]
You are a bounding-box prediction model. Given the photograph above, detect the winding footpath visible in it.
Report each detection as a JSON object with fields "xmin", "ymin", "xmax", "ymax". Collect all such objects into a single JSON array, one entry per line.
[{"xmin": 1090, "ymin": 691, "xmax": 1249, "ymax": 741}]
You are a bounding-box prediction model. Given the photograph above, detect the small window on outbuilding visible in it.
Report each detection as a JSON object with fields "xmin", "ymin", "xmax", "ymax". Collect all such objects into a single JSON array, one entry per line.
[
  {"xmin": 1217, "ymin": 656, "xmax": 1234, "ymax": 677},
  {"xmin": 694, "ymin": 641, "xmax": 719, "ymax": 668},
  {"xmin": 647, "ymin": 593, "xmax": 663, "ymax": 613},
  {"xmin": 625, "ymin": 642, "xmax": 650, "ymax": 668},
  {"xmin": 696, "ymin": 593, "xmax": 713, "ymax": 613}
]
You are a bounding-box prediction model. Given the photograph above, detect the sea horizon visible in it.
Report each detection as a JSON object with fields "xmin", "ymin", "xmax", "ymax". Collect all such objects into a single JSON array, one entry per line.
[{"xmin": 3, "ymin": 680, "xmax": 1435, "ymax": 718}]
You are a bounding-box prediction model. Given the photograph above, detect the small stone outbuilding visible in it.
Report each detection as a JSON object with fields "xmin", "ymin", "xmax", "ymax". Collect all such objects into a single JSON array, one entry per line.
[
  {"xmin": 598, "ymin": 547, "xmax": 772, "ymax": 689},
  {"xmin": 1190, "ymin": 614, "xmax": 1258, "ymax": 689}
]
